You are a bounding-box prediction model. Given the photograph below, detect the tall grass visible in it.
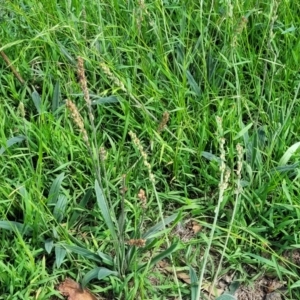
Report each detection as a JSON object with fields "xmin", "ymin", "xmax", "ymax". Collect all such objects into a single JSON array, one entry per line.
[{"xmin": 1, "ymin": 0, "xmax": 300, "ymax": 299}]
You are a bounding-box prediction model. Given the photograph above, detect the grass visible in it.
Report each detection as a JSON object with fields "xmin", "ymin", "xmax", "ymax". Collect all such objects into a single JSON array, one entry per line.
[{"xmin": 1, "ymin": 0, "xmax": 300, "ymax": 299}]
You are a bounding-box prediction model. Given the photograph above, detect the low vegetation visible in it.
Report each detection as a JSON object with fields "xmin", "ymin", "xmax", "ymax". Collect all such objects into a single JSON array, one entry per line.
[{"xmin": 1, "ymin": 1, "xmax": 300, "ymax": 299}]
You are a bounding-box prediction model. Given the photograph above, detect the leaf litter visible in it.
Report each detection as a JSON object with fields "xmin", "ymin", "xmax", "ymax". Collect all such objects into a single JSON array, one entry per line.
[{"xmin": 58, "ymin": 278, "xmax": 98, "ymax": 300}]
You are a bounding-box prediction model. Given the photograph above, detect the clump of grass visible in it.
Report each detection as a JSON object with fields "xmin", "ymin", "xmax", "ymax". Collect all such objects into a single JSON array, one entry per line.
[{"xmin": 64, "ymin": 57, "xmax": 181, "ymax": 298}]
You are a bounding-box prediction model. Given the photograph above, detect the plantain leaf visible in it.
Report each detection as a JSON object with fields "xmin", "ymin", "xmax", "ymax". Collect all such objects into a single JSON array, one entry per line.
[
  {"xmin": 186, "ymin": 70, "xmax": 201, "ymax": 96},
  {"xmin": 61, "ymin": 244, "xmax": 102, "ymax": 263},
  {"xmin": 189, "ymin": 266, "xmax": 198, "ymax": 300},
  {"xmin": 0, "ymin": 135, "xmax": 26, "ymax": 155},
  {"xmin": 31, "ymin": 90, "xmax": 42, "ymax": 114},
  {"xmin": 55, "ymin": 245, "xmax": 66, "ymax": 268},
  {"xmin": 48, "ymin": 173, "xmax": 64, "ymax": 205},
  {"xmin": 45, "ymin": 239, "xmax": 54, "ymax": 254},
  {"xmin": 53, "ymin": 195, "xmax": 68, "ymax": 222},
  {"xmin": 52, "ymin": 81, "xmax": 61, "ymax": 114},
  {"xmin": 92, "ymin": 95, "xmax": 119, "ymax": 105},
  {"xmin": 0, "ymin": 220, "xmax": 32, "ymax": 235},
  {"xmin": 216, "ymin": 294, "xmax": 236, "ymax": 300},
  {"xmin": 82, "ymin": 267, "xmax": 118, "ymax": 287},
  {"xmin": 57, "ymin": 40, "xmax": 76, "ymax": 65},
  {"xmin": 95, "ymin": 179, "xmax": 117, "ymax": 241}
]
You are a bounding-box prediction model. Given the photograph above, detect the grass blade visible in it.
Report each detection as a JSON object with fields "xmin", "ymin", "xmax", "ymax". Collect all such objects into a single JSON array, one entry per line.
[
  {"xmin": 143, "ymin": 213, "xmax": 179, "ymax": 239},
  {"xmin": 69, "ymin": 188, "xmax": 93, "ymax": 227}
]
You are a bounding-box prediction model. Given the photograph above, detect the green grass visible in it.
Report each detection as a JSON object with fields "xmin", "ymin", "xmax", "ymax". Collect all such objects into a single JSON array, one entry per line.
[{"xmin": 1, "ymin": 0, "xmax": 300, "ymax": 299}]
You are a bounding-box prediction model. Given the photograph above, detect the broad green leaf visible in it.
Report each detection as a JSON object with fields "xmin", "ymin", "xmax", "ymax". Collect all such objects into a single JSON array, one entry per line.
[
  {"xmin": 201, "ymin": 151, "xmax": 221, "ymax": 163},
  {"xmin": 278, "ymin": 141, "xmax": 300, "ymax": 166},
  {"xmin": 57, "ymin": 40, "xmax": 76, "ymax": 65},
  {"xmin": 216, "ymin": 294, "xmax": 236, "ymax": 300},
  {"xmin": 233, "ymin": 122, "xmax": 253, "ymax": 140},
  {"xmin": 82, "ymin": 267, "xmax": 118, "ymax": 287},
  {"xmin": 92, "ymin": 96, "xmax": 119, "ymax": 105},
  {"xmin": 45, "ymin": 239, "xmax": 54, "ymax": 254},
  {"xmin": 0, "ymin": 221, "xmax": 32, "ymax": 235},
  {"xmin": 268, "ymin": 163, "xmax": 299, "ymax": 175},
  {"xmin": 55, "ymin": 246, "xmax": 66, "ymax": 268},
  {"xmin": 53, "ymin": 195, "xmax": 68, "ymax": 222},
  {"xmin": 97, "ymin": 250, "xmax": 114, "ymax": 266},
  {"xmin": 48, "ymin": 173, "xmax": 64, "ymax": 204},
  {"xmin": 189, "ymin": 266, "xmax": 198, "ymax": 300},
  {"xmin": 61, "ymin": 244, "xmax": 102, "ymax": 263},
  {"xmin": 143, "ymin": 213, "xmax": 179, "ymax": 239},
  {"xmin": 186, "ymin": 70, "xmax": 201, "ymax": 96},
  {"xmin": 52, "ymin": 81, "xmax": 60, "ymax": 114},
  {"xmin": 95, "ymin": 179, "xmax": 117, "ymax": 241},
  {"xmin": 98, "ymin": 267, "xmax": 118, "ymax": 279},
  {"xmin": 0, "ymin": 135, "xmax": 26, "ymax": 155},
  {"xmin": 31, "ymin": 90, "xmax": 42, "ymax": 114}
]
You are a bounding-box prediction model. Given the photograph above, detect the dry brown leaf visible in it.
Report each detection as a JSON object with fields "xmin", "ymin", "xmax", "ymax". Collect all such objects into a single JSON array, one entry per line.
[
  {"xmin": 157, "ymin": 261, "xmax": 191, "ymax": 284},
  {"xmin": 58, "ymin": 278, "xmax": 98, "ymax": 300},
  {"xmin": 191, "ymin": 221, "xmax": 202, "ymax": 234},
  {"xmin": 202, "ymin": 282, "xmax": 224, "ymax": 298},
  {"xmin": 176, "ymin": 272, "xmax": 191, "ymax": 284}
]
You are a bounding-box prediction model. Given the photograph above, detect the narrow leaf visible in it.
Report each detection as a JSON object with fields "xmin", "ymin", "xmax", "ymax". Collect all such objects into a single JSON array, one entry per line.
[
  {"xmin": 57, "ymin": 40, "xmax": 76, "ymax": 65},
  {"xmin": 189, "ymin": 266, "xmax": 198, "ymax": 300},
  {"xmin": 139, "ymin": 242, "xmax": 179, "ymax": 271},
  {"xmin": 48, "ymin": 173, "xmax": 65, "ymax": 205},
  {"xmin": 143, "ymin": 213, "xmax": 178, "ymax": 239},
  {"xmin": 278, "ymin": 141, "xmax": 300, "ymax": 166},
  {"xmin": 53, "ymin": 195, "xmax": 68, "ymax": 222},
  {"xmin": 0, "ymin": 135, "xmax": 26, "ymax": 155},
  {"xmin": 92, "ymin": 95, "xmax": 119, "ymax": 105},
  {"xmin": 215, "ymin": 294, "xmax": 236, "ymax": 300},
  {"xmin": 148, "ymin": 242, "xmax": 178, "ymax": 267},
  {"xmin": 95, "ymin": 180, "xmax": 117, "ymax": 241},
  {"xmin": 52, "ymin": 81, "xmax": 61, "ymax": 114},
  {"xmin": 55, "ymin": 246, "xmax": 66, "ymax": 268},
  {"xmin": 82, "ymin": 267, "xmax": 118, "ymax": 287},
  {"xmin": 186, "ymin": 70, "xmax": 201, "ymax": 96},
  {"xmin": 69, "ymin": 189, "xmax": 93, "ymax": 227},
  {"xmin": 31, "ymin": 90, "xmax": 42, "ymax": 114},
  {"xmin": 290, "ymin": 280, "xmax": 300, "ymax": 289},
  {"xmin": 0, "ymin": 220, "xmax": 32, "ymax": 235},
  {"xmin": 97, "ymin": 250, "xmax": 114, "ymax": 266},
  {"xmin": 233, "ymin": 123, "xmax": 253, "ymax": 140},
  {"xmin": 201, "ymin": 151, "xmax": 221, "ymax": 163},
  {"xmin": 61, "ymin": 244, "xmax": 102, "ymax": 263},
  {"xmin": 45, "ymin": 239, "xmax": 54, "ymax": 254}
]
